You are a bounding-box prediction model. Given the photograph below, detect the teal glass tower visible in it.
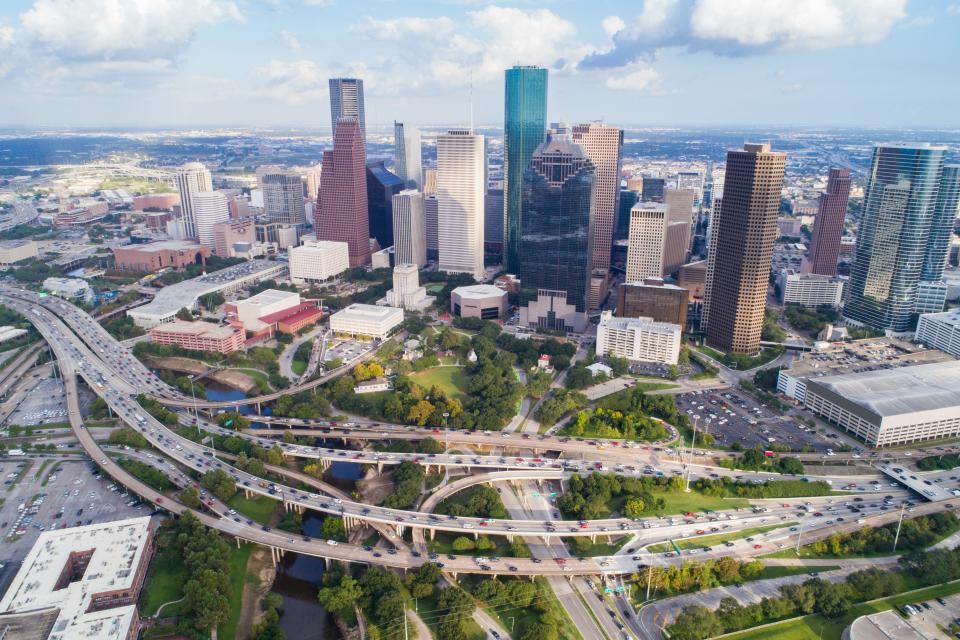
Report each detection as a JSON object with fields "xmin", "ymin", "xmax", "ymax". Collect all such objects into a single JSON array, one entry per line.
[{"xmin": 503, "ymin": 65, "xmax": 548, "ymax": 273}]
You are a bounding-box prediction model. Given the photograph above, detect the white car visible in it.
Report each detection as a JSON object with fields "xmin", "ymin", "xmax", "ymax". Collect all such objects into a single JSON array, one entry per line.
[{"xmin": 326, "ymin": 539, "xmax": 338, "ymax": 546}]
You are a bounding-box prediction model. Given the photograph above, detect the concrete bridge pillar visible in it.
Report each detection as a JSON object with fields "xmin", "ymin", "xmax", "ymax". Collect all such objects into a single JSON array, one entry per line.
[
  {"xmin": 256, "ymin": 402, "xmax": 262, "ymax": 415},
  {"xmin": 395, "ymin": 524, "xmax": 405, "ymax": 537},
  {"xmin": 429, "ymin": 528, "xmax": 436, "ymax": 541},
  {"xmin": 473, "ymin": 531, "xmax": 478, "ymax": 540},
  {"xmin": 506, "ymin": 535, "xmax": 514, "ymax": 543},
  {"xmin": 269, "ymin": 546, "xmax": 278, "ymax": 567},
  {"xmin": 590, "ymin": 534, "xmax": 596, "ymax": 544},
  {"xmin": 377, "ymin": 462, "xmax": 383, "ymax": 474}
]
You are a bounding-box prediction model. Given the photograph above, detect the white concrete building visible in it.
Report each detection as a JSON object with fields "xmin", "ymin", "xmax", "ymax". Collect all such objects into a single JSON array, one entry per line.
[
  {"xmin": 43, "ymin": 277, "xmax": 94, "ymax": 304},
  {"xmin": 190, "ymin": 191, "xmax": 230, "ymax": 248},
  {"xmin": 916, "ymin": 309, "xmax": 960, "ymax": 358},
  {"xmin": 174, "ymin": 162, "xmax": 212, "ymax": 240},
  {"xmin": 437, "ymin": 128, "xmax": 485, "ymax": 279},
  {"xmin": 232, "ymin": 289, "xmax": 301, "ymax": 329},
  {"xmin": 289, "ymin": 240, "xmax": 349, "ymax": 284},
  {"xmin": 779, "ymin": 270, "xmax": 845, "ymax": 307},
  {"xmin": 596, "ymin": 310, "xmax": 681, "ymax": 365},
  {"xmin": 0, "ymin": 516, "xmax": 153, "ymax": 640},
  {"xmin": 392, "ymin": 189, "xmax": 426, "ymax": 267},
  {"xmin": 451, "ymin": 284, "xmax": 508, "ymax": 320},
  {"xmin": 381, "ymin": 263, "xmax": 434, "ymax": 311},
  {"xmin": 330, "ymin": 303, "xmax": 404, "ymax": 340},
  {"xmin": 626, "ymin": 202, "xmax": 667, "ymax": 282}
]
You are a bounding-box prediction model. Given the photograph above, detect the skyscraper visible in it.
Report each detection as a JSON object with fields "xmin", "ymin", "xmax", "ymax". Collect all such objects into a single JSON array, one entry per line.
[
  {"xmin": 424, "ymin": 194, "xmax": 439, "ymax": 260},
  {"xmin": 174, "ymin": 162, "xmax": 212, "ymax": 240},
  {"xmin": 662, "ymin": 189, "xmax": 695, "ymax": 275},
  {"xmin": 392, "ymin": 189, "xmax": 426, "ymax": 268},
  {"xmin": 436, "ymin": 129, "xmax": 485, "ymax": 279},
  {"xmin": 517, "ymin": 131, "xmax": 594, "ymax": 333},
  {"xmin": 844, "ymin": 144, "xmax": 948, "ymax": 331},
  {"xmin": 705, "ymin": 143, "xmax": 786, "ymax": 354},
  {"xmin": 573, "ymin": 122, "xmax": 623, "ymax": 308},
  {"xmin": 615, "ymin": 188, "xmax": 639, "ymax": 242},
  {"xmin": 805, "ymin": 168, "xmax": 851, "ymax": 276},
  {"xmin": 329, "ymin": 78, "xmax": 365, "ymax": 140},
  {"xmin": 262, "ymin": 170, "xmax": 307, "ymax": 230},
  {"xmin": 366, "ymin": 161, "xmax": 405, "ymax": 251},
  {"xmin": 484, "ymin": 181, "xmax": 504, "ymax": 256},
  {"xmin": 924, "ymin": 164, "xmax": 960, "ymax": 282},
  {"xmin": 642, "ymin": 176, "xmax": 665, "ymax": 201},
  {"xmin": 503, "ymin": 65, "xmax": 548, "ymax": 272},
  {"xmin": 393, "ymin": 122, "xmax": 422, "ymax": 189},
  {"xmin": 625, "ymin": 202, "xmax": 667, "ymax": 282},
  {"xmin": 191, "ymin": 191, "xmax": 230, "ymax": 248},
  {"xmin": 317, "ymin": 118, "xmax": 370, "ymax": 267}
]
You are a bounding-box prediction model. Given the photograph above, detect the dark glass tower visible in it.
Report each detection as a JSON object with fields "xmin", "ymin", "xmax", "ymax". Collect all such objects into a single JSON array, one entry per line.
[
  {"xmin": 844, "ymin": 143, "xmax": 947, "ymax": 332},
  {"xmin": 503, "ymin": 65, "xmax": 548, "ymax": 273},
  {"xmin": 519, "ymin": 132, "xmax": 595, "ymax": 330},
  {"xmin": 365, "ymin": 161, "xmax": 405, "ymax": 251}
]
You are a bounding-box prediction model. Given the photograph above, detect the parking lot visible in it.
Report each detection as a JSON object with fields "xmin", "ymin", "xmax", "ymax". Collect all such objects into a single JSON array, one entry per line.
[
  {"xmin": 324, "ymin": 338, "xmax": 372, "ymax": 366},
  {"xmin": 0, "ymin": 456, "xmax": 156, "ymax": 569},
  {"xmin": 674, "ymin": 388, "xmax": 833, "ymax": 452}
]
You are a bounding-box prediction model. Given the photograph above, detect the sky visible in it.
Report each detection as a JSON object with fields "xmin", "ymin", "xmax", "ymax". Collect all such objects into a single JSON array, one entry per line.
[{"xmin": 0, "ymin": 0, "xmax": 957, "ymax": 129}]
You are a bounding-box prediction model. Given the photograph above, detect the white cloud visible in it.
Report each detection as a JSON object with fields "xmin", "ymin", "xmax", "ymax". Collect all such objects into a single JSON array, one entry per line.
[
  {"xmin": 279, "ymin": 29, "xmax": 301, "ymax": 50},
  {"xmin": 253, "ymin": 59, "xmax": 327, "ymax": 105},
  {"xmin": 949, "ymin": 4, "xmax": 960, "ymax": 15},
  {"xmin": 605, "ymin": 64, "xmax": 660, "ymax": 91},
  {"xmin": 602, "ymin": 15, "xmax": 625, "ymax": 37},
  {"xmin": 351, "ymin": 16, "xmax": 456, "ymax": 41},
  {"xmin": 20, "ymin": 0, "xmax": 244, "ymax": 61},
  {"xmin": 302, "ymin": 0, "xmax": 334, "ymax": 5}
]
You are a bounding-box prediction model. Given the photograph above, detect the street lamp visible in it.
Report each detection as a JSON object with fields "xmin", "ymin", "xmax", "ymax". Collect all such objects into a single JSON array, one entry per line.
[
  {"xmin": 684, "ymin": 415, "xmax": 699, "ymax": 493},
  {"xmin": 442, "ymin": 412, "xmax": 450, "ymax": 450}
]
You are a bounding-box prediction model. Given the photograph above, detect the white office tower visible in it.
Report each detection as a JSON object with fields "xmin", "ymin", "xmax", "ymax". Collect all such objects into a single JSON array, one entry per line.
[
  {"xmin": 262, "ymin": 170, "xmax": 307, "ymax": 228},
  {"xmin": 175, "ymin": 162, "xmax": 212, "ymax": 240},
  {"xmin": 701, "ymin": 196, "xmax": 722, "ymax": 328},
  {"xmin": 437, "ymin": 129, "xmax": 485, "ymax": 279},
  {"xmin": 289, "ymin": 239, "xmax": 350, "ymax": 284},
  {"xmin": 329, "ymin": 77, "xmax": 365, "ymax": 140},
  {"xmin": 383, "ymin": 263, "xmax": 435, "ymax": 311},
  {"xmin": 394, "ymin": 122, "xmax": 423, "ymax": 189},
  {"xmin": 625, "ymin": 202, "xmax": 667, "ymax": 281},
  {"xmin": 393, "ymin": 189, "xmax": 426, "ymax": 268},
  {"xmin": 596, "ymin": 310, "xmax": 681, "ymax": 365},
  {"xmin": 190, "ymin": 191, "xmax": 229, "ymax": 248}
]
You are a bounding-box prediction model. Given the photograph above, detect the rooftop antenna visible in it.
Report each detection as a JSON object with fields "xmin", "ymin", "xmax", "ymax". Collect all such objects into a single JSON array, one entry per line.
[{"xmin": 469, "ymin": 69, "xmax": 474, "ymax": 134}]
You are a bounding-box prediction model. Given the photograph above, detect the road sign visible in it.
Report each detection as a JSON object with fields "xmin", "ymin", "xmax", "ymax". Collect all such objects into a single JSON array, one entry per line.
[
  {"xmin": 531, "ymin": 492, "xmax": 540, "ymax": 497},
  {"xmin": 604, "ymin": 588, "xmax": 613, "ymax": 593}
]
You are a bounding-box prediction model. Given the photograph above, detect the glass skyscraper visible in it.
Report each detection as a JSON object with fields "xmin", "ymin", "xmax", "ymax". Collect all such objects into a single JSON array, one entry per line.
[
  {"xmin": 844, "ymin": 143, "xmax": 947, "ymax": 332},
  {"xmin": 503, "ymin": 65, "xmax": 548, "ymax": 273},
  {"xmin": 924, "ymin": 164, "xmax": 960, "ymax": 281},
  {"xmin": 518, "ymin": 131, "xmax": 595, "ymax": 332}
]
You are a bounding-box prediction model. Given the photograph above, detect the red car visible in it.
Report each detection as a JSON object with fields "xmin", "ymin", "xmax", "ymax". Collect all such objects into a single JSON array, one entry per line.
[
  {"xmin": 753, "ymin": 544, "xmax": 762, "ymax": 549},
  {"xmin": 480, "ymin": 522, "xmax": 488, "ymax": 527},
  {"xmin": 156, "ymin": 497, "xmax": 163, "ymax": 503}
]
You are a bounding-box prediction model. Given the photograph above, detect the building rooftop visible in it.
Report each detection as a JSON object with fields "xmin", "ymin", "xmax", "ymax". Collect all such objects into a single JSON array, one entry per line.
[
  {"xmin": 150, "ymin": 320, "xmax": 240, "ymax": 339},
  {"xmin": 452, "ymin": 284, "xmax": 506, "ymax": 299},
  {"xmin": 333, "ymin": 303, "xmax": 404, "ymax": 321},
  {"xmin": 783, "ymin": 337, "xmax": 953, "ymax": 381},
  {"xmin": 599, "ymin": 311, "xmax": 681, "ymax": 332},
  {"xmin": 808, "ymin": 360, "xmax": 960, "ymax": 418},
  {"xmin": 238, "ymin": 288, "xmax": 300, "ymax": 309},
  {"xmin": 0, "ymin": 239, "xmax": 34, "ymax": 249},
  {"xmin": 0, "ymin": 516, "xmax": 151, "ymax": 640},
  {"xmin": 114, "ymin": 240, "xmax": 204, "ymax": 253},
  {"xmin": 918, "ymin": 308, "xmax": 960, "ymax": 329}
]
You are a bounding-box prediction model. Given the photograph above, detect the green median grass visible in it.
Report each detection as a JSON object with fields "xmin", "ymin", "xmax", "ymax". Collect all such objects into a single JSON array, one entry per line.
[
  {"xmin": 647, "ymin": 522, "xmax": 797, "ymax": 553},
  {"xmin": 227, "ymin": 493, "xmax": 278, "ymax": 525}
]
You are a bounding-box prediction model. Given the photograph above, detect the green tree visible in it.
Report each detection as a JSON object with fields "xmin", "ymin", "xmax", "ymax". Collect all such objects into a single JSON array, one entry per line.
[
  {"xmin": 201, "ymin": 469, "xmax": 237, "ymax": 501},
  {"xmin": 668, "ymin": 605, "xmax": 723, "ymax": 640},
  {"xmin": 175, "ymin": 307, "xmax": 194, "ymax": 321},
  {"xmin": 318, "ymin": 576, "xmax": 363, "ymax": 617},
  {"xmin": 180, "ymin": 486, "xmax": 201, "ymax": 508}
]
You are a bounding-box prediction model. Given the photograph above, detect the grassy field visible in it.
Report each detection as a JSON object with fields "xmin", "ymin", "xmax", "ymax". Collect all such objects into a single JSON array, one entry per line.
[
  {"xmin": 567, "ymin": 535, "xmax": 630, "ymax": 557},
  {"xmin": 409, "ymin": 366, "xmax": 470, "ymax": 401},
  {"xmin": 647, "ymin": 523, "xmax": 798, "ymax": 553},
  {"xmin": 722, "ymin": 579, "xmax": 960, "ymax": 640},
  {"xmin": 227, "ymin": 494, "xmax": 278, "ymax": 525},
  {"xmin": 99, "ymin": 176, "xmax": 175, "ymax": 193},
  {"xmin": 228, "ymin": 367, "xmax": 273, "ymax": 391},
  {"xmin": 291, "ymin": 360, "xmax": 307, "ymax": 376},
  {"xmin": 762, "ymin": 518, "xmax": 960, "ymax": 560},
  {"xmin": 754, "ymin": 565, "xmax": 841, "ymax": 580},
  {"xmin": 139, "ymin": 547, "xmax": 188, "ymax": 616},
  {"xmin": 219, "ymin": 543, "xmax": 255, "ymax": 640},
  {"xmin": 607, "ymin": 491, "xmax": 751, "ymax": 519},
  {"xmin": 427, "ymin": 532, "xmax": 528, "ymax": 558}
]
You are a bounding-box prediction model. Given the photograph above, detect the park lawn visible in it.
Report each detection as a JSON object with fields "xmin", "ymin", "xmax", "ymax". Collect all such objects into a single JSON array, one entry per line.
[
  {"xmin": 417, "ymin": 588, "xmax": 485, "ymax": 640},
  {"xmin": 409, "ymin": 366, "xmax": 470, "ymax": 401},
  {"xmin": 567, "ymin": 535, "xmax": 630, "ymax": 557},
  {"xmin": 291, "ymin": 360, "xmax": 307, "ymax": 376},
  {"xmin": 647, "ymin": 523, "xmax": 798, "ymax": 552},
  {"xmin": 218, "ymin": 543, "xmax": 255, "ymax": 640},
  {"xmin": 227, "ymin": 493, "xmax": 278, "ymax": 525},
  {"xmin": 139, "ymin": 547, "xmax": 188, "ymax": 616},
  {"xmin": 722, "ymin": 579, "xmax": 960, "ymax": 640},
  {"xmin": 697, "ymin": 344, "xmax": 782, "ymax": 370},
  {"xmin": 426, "ymin": 532, "xmax": 528, "ymax": 558}
]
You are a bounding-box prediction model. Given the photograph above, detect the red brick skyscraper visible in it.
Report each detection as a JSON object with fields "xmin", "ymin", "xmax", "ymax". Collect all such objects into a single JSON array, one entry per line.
[
  {"xmin": 805, "ymin": 168, "xmax": 851, "ymax": 276},
  {"xmin": 317, "ymin": 117, "xmax": 370, "ymax": 266}
]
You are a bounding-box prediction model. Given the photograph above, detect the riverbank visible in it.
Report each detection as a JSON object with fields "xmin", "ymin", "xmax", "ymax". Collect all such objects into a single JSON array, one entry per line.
[{"xmin": 142, "ymin": 355, "xmax": 262, "ymax": 394}]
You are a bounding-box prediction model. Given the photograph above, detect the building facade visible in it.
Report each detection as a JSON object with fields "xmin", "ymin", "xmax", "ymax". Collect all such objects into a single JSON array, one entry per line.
[
  {"xmin": 704, "ymin": 143, "xmax": 786, "ymax": 354},
  {"xmin": 393, "ymin": 121, "xmax": 422, "ymax": 189},
  {"xmin": 436, "ymin": 129, "xmax": 485, "ymax": 278},
  {"xmin": 392, "ymin": 189, "xmax": 427, "ymax": 268},
  {"xmin": 596, "ymin": 310, "xmax": 681, "ymax": 365},
  {"xmin": 779, "ymin": 270, "xmax": 845, "ymax": 307},
  {"xmin": 451, "ymin": 284, "xmax": 508, "ymax": 320},
  {"xmin": 262, "ymin": 170, "xmax": 307, "ymax": 229},
  {"xmin": 174, "ymin": 162, "xmax": 212, "ymax": 240},
  {"xmin": 289, "ymin": 240, "xmax": 350, "ymax": 284},
  {"xmin": 329, "ymin": 77, "xmax": 365, "ymax": 140},
  {"xmin": 317, "ymin": 118, "xmax": 370, "ymax": 267},
  {"xmin": 112, "ymin": 240, "xmax": 210, "ymax": 273},
  {"xmin": 212, "ymin": 220, "xmax": 255, "ymax": 257},
  {"xmin": 625, "ymin": 202, "xmax": 667, "ymax": 282},
  {"xmin": 190, "ymin": 191, "xmax": 230, "ymax": 248},
  {"xmin": 616, "ymin": 279, "xmax": 688, "ymax": 326},
  {"xmin": 916, "ymin": 309, "xmax": 960, "ymax": 358},
  {"xmin": 330, "ymin": 303, "xmax": 404, "ymax": 340},
  {"xmin": 503, "ymin": 65, "xmax": 548, "ymax": 273},
  {"xmin": 149, "ymin": 320, "xmax": 246, "ymax": 353},
  {"xmin": 805, "ymin": 168, "xmax": 851, "ymax": 276},
  {"xmin": 366, "ymin": 160, "xmax": 405, "ymax": 251}
]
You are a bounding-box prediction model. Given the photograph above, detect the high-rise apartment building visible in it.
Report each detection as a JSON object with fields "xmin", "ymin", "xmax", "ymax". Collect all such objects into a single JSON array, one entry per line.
[
  {"xmin": 704, "ymin": 143, "xmax": 786, "ymax": 354},
  {"xmin": 503, "ymin": 65, "xmax": 548, "ymax": 272},
  {"xmin": 191, "ymin": 191, "xmax": 230, "ymax": 248},
  {"xmin": 317, "ymin": 118, "xmax": 370, "ymax": 267},
  {"xmin": 392, "ymin": 189, "xmax": 426, "ymax": 268},
  {"xmin": 174, "ymin": 162, "xmax": 212, "ymax": 240},
  {"xmin": 805, "ymin": 168, "xmax": 851, "ymax": 276},
  {"xmin": 329, "ymin": 78, "xmax": 365, "ymax": 140},
  {"xmin": 393, "ymin": 122, "xmax": 422, "ymax": 189},
  {"xmin": 366, "ymin": 160, "xmax": 405, "ymax": 251},
  {"xmin": 625, "ymin": 202, "xmax": 667, "ymax": 282},
  {"xmin": 573, "ymin": 122, "xmax": 623, "ymax": 308},
  {"xmin": 262, "ymin": 170, "xmax": 307, "ymax": 230},
  {"xmin": 844, "ymin": 144, "xmax": 948, "ymax": 332},
  {"xmin": 517, "ymin": 131, "xmax": 594, "ymax": 332},
  {"xmin": 436, "ymin": 129, "xmax": 485, "ymax": 279}
]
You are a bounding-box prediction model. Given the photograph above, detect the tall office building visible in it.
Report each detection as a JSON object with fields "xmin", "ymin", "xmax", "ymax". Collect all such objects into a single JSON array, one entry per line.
[
  {"xmin": 436, "ymin": 129, "xmax": 485, "ymax": 279},
  {"xmin": 503, "ymin": 65, "xmax": 548, "ymax": 273},
  {"xmin": 366, "ymin": 161, "xmax": 405, "ymax": 251},
  {"xmin": 424, "ymin": 194, "xmax": 439, "ymax": 260},
  {"xmin": 423, "ymin": 168, "xmax": 438, "ymax": 195},
  {"xmin": 484, "ymin": 181, "xmax": 504, "ymax": 256},
  {"xmin": 317, "ymin": 118, "xmax": 370, "ymax": 267},
  {"xmin": 925, "ymin": 165, "xmax": 960, "ymax": 282},
  {"xmin": 805, "ymin": 168, "xmax": 851, "ymax": 276},
  {"xmin": 663, "ymin": 189, "xmax": 695, "ymax": 275},
  {"xmin": 393, "ymin": 122, "xmax": 422, "ymax": 189},
  {"xmin": 844, "ymin": 144, "xmax": 948, "ymax": 332},
  {"xmin": 174, "ymin": 162, "xmax": 212, "ymax": 240},
  {"xmin": 642, "ymin": 176, "xmax": 665, "ymax": 201},
  {"xmin": 705, "ymin": 143, "xmax": 786, "ymax": 354},
  {"xmin": 191, "ymin": 191, "xmax": 230, "ymax": 248},
  {"xmin": 626, "ymin": 202, "xmax": 667, "ymax": 282},
  {"xmin": 676, "ymin": 171, "xmax": 704, "ymax": 207},
  {"xmin": 701, "ymin": 198, "xmax": 721, "ymax": 329},
  {"xmin": 262, "ymin": 170, "xmax": 307, "ymax": 230},
  {"xmin": 573, "ymin": 122, "xmax": 623, "ymax": 308},
  {"xmin": 329, "ymin": 78, "xmax": 365, "ymax": 140},
  {"xmin": 615, "ymin": 188, "xmax": 639, "ymax": 242},
  {"xmin": 392, "ymin": 189, "xmax": 426, "ymax": 268},
  {"xmin": 517, "ymin": 131, "xmax": 594, "ymax": 332}
]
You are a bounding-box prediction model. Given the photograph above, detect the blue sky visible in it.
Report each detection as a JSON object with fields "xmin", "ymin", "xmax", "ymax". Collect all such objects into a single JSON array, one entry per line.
[{"xmin": 0, "ymin": 0, "xmax": 956, "ymax": 129}]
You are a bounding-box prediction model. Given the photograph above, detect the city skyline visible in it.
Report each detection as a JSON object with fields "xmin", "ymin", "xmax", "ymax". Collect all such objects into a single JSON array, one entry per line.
[{"xmin": 0, "ymin": 1, "xmax": 956, "ymax": 128}]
